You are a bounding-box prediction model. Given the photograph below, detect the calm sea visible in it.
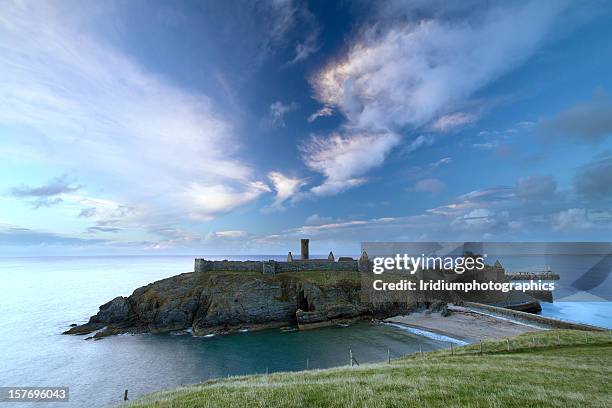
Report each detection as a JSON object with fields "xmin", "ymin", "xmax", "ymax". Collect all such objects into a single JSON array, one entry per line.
[
  {"xmin": 1, "ymin": 255, "xmax": 610, "ymax": 407},
  {"xmin": 0, "ymin": 256, "xmax": 451, "ymax": 408}
]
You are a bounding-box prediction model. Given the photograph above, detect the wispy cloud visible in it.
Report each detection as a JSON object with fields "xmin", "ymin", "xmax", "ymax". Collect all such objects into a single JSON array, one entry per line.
[
  {"xmin": 264, "ymin": 171, "xmax": 306, "ymax": 211},
  {"xmin": 261, "ymin": 101, "xmax": 298, "ymax": 130},
  {"xmin": 313, "ymin": 1, "xmax": 568, "ymax": 131},
  {"xmin": 307, "ymin": 105, "xmax": 334, "ymax": 123},
  {"xmin": 10, "ymin": 175, "xmax": 81, "ymax": 209},
  {"xmin": 304, "ymin": 1, "xmax": 570, "ymax": 196},
  {"xmin": 300, "ymin": 131, "xmax": 399, "ymax": 196},
  {"xmin": 0, "ymin": 1, "xmax": 265, "ymax": 223}
]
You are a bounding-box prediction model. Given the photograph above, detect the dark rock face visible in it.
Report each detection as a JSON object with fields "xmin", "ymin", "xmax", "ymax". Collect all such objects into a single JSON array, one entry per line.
[{"xmin": 64, "ymin": 271, "xmax": 397, "ymax": 338}]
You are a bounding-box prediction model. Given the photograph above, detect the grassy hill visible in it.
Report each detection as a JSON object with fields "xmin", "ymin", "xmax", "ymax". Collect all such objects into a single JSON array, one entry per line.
[{"xmin": 126, "ymin": 330, "xmax": 612, "ymax": 408}]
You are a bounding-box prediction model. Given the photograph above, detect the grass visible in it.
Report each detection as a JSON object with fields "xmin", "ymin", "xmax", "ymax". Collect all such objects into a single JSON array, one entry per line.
[{"xmin": 125, "ymin": 330, "xmax": 612, "ymax": 408}]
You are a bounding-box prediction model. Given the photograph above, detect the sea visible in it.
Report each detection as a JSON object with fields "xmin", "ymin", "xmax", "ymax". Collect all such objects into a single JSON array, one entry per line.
[{"xmin": 0, "ymin": 255, "xmax": 610, "ymax": 408}]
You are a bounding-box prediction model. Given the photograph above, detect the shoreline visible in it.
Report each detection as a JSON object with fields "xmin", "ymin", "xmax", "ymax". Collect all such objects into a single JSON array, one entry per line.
[{"xmin": 385, "ymin": 306, "xmax": 543, "ymax": 342}]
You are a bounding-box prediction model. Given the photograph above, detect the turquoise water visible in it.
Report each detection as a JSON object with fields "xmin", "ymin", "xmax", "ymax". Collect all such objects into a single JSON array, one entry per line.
[{"xmin": 0, "ymin": 256, "xmax": 450, "ymax": 408}]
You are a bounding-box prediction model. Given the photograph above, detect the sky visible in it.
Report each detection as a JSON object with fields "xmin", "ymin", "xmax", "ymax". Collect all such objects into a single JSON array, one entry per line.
[{"xmin": 1, "ymin": 0, "xmax": 612, "ymax": 256}]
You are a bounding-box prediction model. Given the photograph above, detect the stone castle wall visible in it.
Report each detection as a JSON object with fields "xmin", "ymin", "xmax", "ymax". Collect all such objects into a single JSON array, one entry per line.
[{"xmin": 194, "ymin": 258, "xmax": 359, "ymax": 274}]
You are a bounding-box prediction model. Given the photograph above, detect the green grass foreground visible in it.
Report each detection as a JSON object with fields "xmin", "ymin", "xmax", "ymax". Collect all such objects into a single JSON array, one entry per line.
[{"xmin": 125, "ymin": 330, "xmax": 612, "ymax": 408}]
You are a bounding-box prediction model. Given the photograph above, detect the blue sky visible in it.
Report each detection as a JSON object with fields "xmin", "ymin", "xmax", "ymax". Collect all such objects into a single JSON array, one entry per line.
[{"xmin": 1, "ymin": 0, "xmax": 612, "ymax": 256}]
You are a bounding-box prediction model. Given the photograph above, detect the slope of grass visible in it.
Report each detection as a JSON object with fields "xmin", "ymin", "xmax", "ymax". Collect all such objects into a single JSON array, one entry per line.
[{"xmin": 126, "ymin": 330, "xmax": 612, "ymax": 408}]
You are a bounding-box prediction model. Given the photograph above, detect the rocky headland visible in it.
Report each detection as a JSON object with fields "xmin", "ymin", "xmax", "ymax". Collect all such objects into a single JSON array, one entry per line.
[{"xmin": 64, "ymin": 270, "xmax": 420, "ymax": 339}]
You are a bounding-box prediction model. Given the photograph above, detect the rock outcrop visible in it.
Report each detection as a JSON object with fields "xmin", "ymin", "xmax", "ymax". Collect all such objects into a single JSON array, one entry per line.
[{"xmin": 64, "ymin": 270, "xmax": 408, "ymax": 338}]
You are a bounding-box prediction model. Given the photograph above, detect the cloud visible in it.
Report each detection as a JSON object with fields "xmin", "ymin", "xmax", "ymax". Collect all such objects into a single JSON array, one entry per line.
[
  {"xmin": 516, "ymin": 175, "xmax": 557, "ymax": 200},
  {"xmin": 0, "ymin": 1, "xmax": 264, "ymax": 223},
  {"xmin": 451, "ymin": 208, "xmax": 499, "ymax": 231},
  {"xmin": 413, "ymin": 178, "xmax": 445, "ymax": 194},
  {"xmin": 553, "ymin": 208, "xmax": 592, "ymax": 231},
  {"xmin": 287, "ymin": 4, "xmax": 320, "ymax": 64},
  {"xmin": 538, "ymin": 92, "xmax": 612, "ymax": 142},
  {"xmin": 307, "ymin": 105, "xmax": 334, "ymax": 123},
  {"xmin": 312, "ymin": 1, "xmax": 567, "ymax": 132},
  {"xmin": 430, "ymin": 112, "xmax": 478, "ymax": 132},
  {"xmin": 87, "ymin": 226, "xmax": 121, "ymax": 234},
  {"xmin": 212, "ymin": 230, "xmax": 248, "ymax": 238},
  {"xmin": 264, "ymin": 171, "xmax": 306, "ymax": 211},
  {"xmin": 300, "ymin": 131, "xmax": 399, "ymax": 196},
  {"xmin": 261, "ymin": 101, "xmax": 298, "ymax": 129},
  {"xmin": 181, "ymin": 182, "xmax": 270, "ymax": 220},
  {"xmin": 11, "ymin": 175, "xmax": 80, "ymax": 198},
  {"xmin": 403, "ymin": 135, "xmax": 435, "ymax": 155},
  {"xmin": 10, "ymin": 175, "xmax": 81, "ymax": 209},
  {"xmin": 574, "ymin": 151, "xmax": 612, "ymax": 199},
  {"xmin": 0, "ymin": 227, "xmax": 105, "ymax": 246},
  {"xmin": 304, "ymin": 214, "xmax": 335, "ymax": 226}
]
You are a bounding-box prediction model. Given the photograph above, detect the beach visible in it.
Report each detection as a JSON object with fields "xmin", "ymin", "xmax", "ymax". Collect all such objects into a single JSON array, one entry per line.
[{"xmin": 385, "ymin": 305, "xmax": 543, "ymax": 342}]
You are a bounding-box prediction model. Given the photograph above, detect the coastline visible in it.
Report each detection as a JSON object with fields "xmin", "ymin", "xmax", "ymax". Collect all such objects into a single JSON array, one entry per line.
[{"xmin": 384, "ymin": 306, "xmax": 542, "ymax": 343}]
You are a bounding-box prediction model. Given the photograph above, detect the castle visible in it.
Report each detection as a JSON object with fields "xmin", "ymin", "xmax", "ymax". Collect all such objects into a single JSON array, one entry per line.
[{"xmin": 194, "ymin": 239, "xmax": 368, "ymax": 274}]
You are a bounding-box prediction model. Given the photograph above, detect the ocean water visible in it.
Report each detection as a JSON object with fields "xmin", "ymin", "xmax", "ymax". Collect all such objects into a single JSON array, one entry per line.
[
  {"xmin": 1, "ymin": 256, "xmax": 610, "ymax": 408},
  {"xmin": 0, "ymin": 256, "xmax": 451, "ymax": 408}
]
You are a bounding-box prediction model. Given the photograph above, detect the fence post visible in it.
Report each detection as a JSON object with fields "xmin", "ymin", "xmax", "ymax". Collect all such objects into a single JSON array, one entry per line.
[
  {"xmin": 450, "ymin": 343, "xmax": 454, "ymax": 356},
  {"xmin": 387, "ymin": 348, "xmax": 390, "ymax": 364},
  {"xmin": 557, "ymin": 334, "xmax": 561, "ymax": 346},
  {"xmin": 480, "ymin": 340, "xmax": 483, "ymax": 354},
  {"xmin": 507, "ymin": 338, "xmax": 510, "ymax": 352},
  {"xmin": 350, "ymin": 349, "xmax": 353, "ymax": 367},
  {"xmin": 532, "ymin": 336, "xmax": 536, "ymax": 348},
  {"xmin": 124, "ymin": 389, "xmax": 128, "ymax": 401},
  {"xmin": 306, "ymin": 358, "xmax": 309, "ymax": 370},
  {"xmin": 585, "ymin": 332, "xmax": 588, "ymax": 344},
  {"xmin": 419, "ymin": 344, "xmax": 423, "ymax": 357}
]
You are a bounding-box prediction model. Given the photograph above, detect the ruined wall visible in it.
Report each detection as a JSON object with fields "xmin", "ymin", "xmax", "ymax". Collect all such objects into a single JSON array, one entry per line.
[
  {"xmin": 194, "ymin": 258, "xmax": 359, "ymax": 274},
  {"xmin": 194, "ymin": 259, "xmax": 262, "ymax": 273}
]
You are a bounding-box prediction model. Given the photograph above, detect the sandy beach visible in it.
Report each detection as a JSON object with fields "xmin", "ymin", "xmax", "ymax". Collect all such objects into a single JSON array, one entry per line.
[{"xmin": 385, "ymin": 305, "xmax": 543, "ymax": 342}]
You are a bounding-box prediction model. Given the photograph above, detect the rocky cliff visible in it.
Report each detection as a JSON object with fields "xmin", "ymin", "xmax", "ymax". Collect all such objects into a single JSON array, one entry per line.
[{"xmin": 64, "ymin": 270, "xmax": 414, "ymax": 339}]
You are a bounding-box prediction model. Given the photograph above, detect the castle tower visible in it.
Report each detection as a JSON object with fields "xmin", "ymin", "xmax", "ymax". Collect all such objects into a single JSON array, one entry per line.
[{"xmin": 301, "ymin": 239, "xmax": 309, "ymax": 260}]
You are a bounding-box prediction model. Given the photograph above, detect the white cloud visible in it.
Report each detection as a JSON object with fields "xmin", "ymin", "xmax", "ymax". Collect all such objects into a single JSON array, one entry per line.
[
  {"xmin": 0, "ymin": 1, "xmax": 264, "ymax": 223},
  {"xmin": 430, "ymin": 112, "xmax": 478, "ymax": 132},
  {"xmin": 265, "ymin": 171, "xmax": 306, "ymax": 211},
  {"xmin": 181, "ymin": 182, "xmax": 270, "ymax": 220},
  {"xmin": 307, "ymin": 105, "xmax": 334, "ymax": 123},
  {"xmin": 300, "ymin": 131, "xmax": 399, "ymax": 196},
  {"xmin": 313, "ymin": 1, "xmax": 567, "ymax": 131},
  {"xmin": 304, "ymin": 214, "xmax": 334, "ymax": 226},
  {"xmin": 262, "ymin": 101, "xmax": 298, "ymax": 129}
]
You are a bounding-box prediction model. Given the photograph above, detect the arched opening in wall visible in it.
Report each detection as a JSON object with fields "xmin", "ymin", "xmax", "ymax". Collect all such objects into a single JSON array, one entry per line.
[{"xmin": 297, "ymin": 290, "xmax": 315, "ymax": 312}]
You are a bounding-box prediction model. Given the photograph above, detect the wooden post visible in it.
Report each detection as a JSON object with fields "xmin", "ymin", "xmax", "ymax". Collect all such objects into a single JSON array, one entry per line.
[
  {"xmin": 350, "ymin": 349, "xmax": 353, "ymax": 367},
  {"xmin": 387, "ymin": 348, "xmax": 390, "ymax": 364},
  {"xmin": 266, "ymin": 367, "xmax": 269, "ymax": 375},
  {"xmin": 532, "ymin": 336, "xmax": 536, "ymax": 348},
  {"xmin": 450, "ymin": 343, "xmax": 454, "ymax": 356},
  {"xmin": 609, "ymin": 330, "xmax": 611, "ymax": 341},
  {"xmin": 124, "ymin": 389, "xmax": 128, "ymax": 401},
  {"xmin": 306, "ymin": 358, "xmax": 309, "ymax": 370},
  {"xmin": 585, "ymin": 332, "xmax": 588, "ymax": 344},
  {"xmin": 480, "ymin": 340, "xmax": 483, "ymax": 354},
  {"xmin": 557, "ymin": 334, "xmax": 561, "ymax": 346},
  {"xmin": 419, "ymin": 344, "xmax": 423, "ymax": 357},
  {"xmin": 507, "ymin": 338, "xmax": 510, "ymax": 352}
]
